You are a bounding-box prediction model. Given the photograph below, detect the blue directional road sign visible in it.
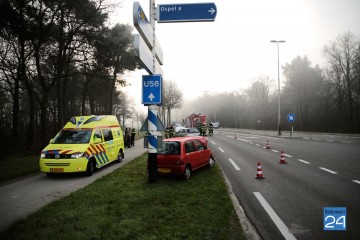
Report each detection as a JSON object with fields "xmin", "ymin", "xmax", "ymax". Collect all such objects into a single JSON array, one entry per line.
[
  {"xmin": 287, "ymin": 113, "xmax": 296, "ymax": 123},
  {"xmin": 142, "ymin": 75, "xmax": 162, "ymax": 105},
  {"xmin": 157, "ymin": 3, "xmax": 217, "ymax": 23}
]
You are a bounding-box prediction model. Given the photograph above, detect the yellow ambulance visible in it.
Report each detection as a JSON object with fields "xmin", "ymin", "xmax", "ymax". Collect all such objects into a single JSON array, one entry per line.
[{"xmin": 40, "ymin": 115, "xmax": 124, "ymax": 176}]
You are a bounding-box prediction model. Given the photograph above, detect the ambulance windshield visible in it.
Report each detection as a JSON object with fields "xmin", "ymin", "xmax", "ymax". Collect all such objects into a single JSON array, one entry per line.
[{"xmin": 53, "ymin": 129, "xmax": 92, "ymax": 144}]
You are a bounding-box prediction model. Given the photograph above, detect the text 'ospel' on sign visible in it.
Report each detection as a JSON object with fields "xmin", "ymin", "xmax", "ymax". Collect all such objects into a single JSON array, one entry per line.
[{"xmin": 160, "ymin": 6, "xmax": 182, "ymax": 12}]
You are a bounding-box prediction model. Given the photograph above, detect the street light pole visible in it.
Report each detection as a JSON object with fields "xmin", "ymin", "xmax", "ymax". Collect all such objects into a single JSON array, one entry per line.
[{"xmin": 270, "ymin": 40, "xmax": 285, "ymax": 136}]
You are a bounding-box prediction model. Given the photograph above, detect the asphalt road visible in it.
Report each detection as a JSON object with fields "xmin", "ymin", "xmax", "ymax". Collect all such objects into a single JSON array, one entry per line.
[
  {"xmin": 0, "ymin": 139, "xmax": 147, "ymax": 232},
  {"xmin": 210, "ymin": 129, "xmax": 360, "ymax": 240}
]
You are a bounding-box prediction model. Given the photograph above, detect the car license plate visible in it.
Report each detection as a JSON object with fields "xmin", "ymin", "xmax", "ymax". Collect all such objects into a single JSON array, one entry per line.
[
  {"xmin": 158, "ymin": 168, "xmax": 171, "ymax": 173},
  {"xmin": 50, "ymin": 168, "xmax": 64, "ymax": 173}
]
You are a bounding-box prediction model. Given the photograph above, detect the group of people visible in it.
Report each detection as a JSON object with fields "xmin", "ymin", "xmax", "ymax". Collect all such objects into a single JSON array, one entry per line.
[
  {"xmin": 124, "ymin": 128, "xmax": 136, "ymax": 148},
  {"xmin": 164, "ymin": 125, "xmax": 175, "ymax": 139},
  {"xmin": 163, "ymin": 122, "xmax": 214, "ymax": 139},
  {"xmin": 199, "ymin": 122, "xmax": 213, "ymax": 136}
]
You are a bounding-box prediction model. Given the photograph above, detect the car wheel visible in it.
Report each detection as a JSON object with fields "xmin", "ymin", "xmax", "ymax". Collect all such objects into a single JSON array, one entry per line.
[
  {"xmin": 184, "ymin": 165, "xmax": 191, "ymax": 180},
  {"xmin": 116, "ymin": 149, "xmax": 123, "ymax": 163},
  {"xmin": 85, "ymin": 160, "xmax": 94, "ymax": 176},
  {"xmin": 208, "ymin": 155, "xmax": 216, "ymax": 167}
]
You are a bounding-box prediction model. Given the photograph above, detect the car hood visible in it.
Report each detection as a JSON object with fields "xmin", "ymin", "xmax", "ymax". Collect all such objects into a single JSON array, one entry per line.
[{"xmin": 41, "ymin": 144, "xmax": 89, "ymax": 154}]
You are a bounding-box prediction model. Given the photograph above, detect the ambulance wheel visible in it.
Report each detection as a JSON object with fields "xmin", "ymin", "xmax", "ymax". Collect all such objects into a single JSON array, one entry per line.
[
  {"xmin": 85, "ymin": 159, "xmax": 94, "ymax": 176},
  {"xmin": 116, "ymin": 149, "xmax": 124, "ymax": 163}
]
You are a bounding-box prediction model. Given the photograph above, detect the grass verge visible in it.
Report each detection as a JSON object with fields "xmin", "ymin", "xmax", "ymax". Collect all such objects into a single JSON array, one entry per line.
[
  {"xmin": 0, "ymin": 154, "xmax": 245, "ymax": 240},
  {"xmin": 0, "ymin": 153, "xmax": 39, "ymax": 183}
]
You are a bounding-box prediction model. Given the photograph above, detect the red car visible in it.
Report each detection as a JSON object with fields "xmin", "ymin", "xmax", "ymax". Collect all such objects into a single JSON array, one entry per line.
[{"xmin": 156, "ymin": 136, "xmax": 215, "ymax": 179}]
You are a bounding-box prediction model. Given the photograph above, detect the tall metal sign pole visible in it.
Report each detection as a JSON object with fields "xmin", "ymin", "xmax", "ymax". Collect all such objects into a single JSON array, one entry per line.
[
  {"xmin": 133, "ymin": 0, "xmax": 163, "ymax": 183},
  {"xmin": 134, "ymin": 1, "xmax": 217, "ymax": 183},
  {"xmin": 147, "ymin": 0, "xmax": 158, "ymax": 183},
  {"xmin": 270, "ymin": 40, "xmax": 285, "ymax": 136}
]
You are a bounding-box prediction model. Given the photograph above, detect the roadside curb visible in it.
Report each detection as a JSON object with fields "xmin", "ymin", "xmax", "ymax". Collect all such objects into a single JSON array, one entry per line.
[{"xmin": 219, "ymin": 166, "xmax": 262, "ymax": 240}]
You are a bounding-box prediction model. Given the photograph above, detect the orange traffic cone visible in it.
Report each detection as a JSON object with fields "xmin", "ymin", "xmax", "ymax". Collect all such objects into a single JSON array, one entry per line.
[
  {"xmin": 279, "ymin": 151, "xmax": 287, "ymax": 164},
  {"xmin": 265, "ymin": 140, "xmax": 270, "ymax": 149},
  {"xmin": 255, "ymin": 162, "xmax": 265, "ymax": 179}
]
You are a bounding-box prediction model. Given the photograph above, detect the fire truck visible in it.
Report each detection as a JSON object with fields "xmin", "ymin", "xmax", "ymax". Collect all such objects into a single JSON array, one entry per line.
[{"xmin": 185, "ymin": 113, "xmax": 207, "ymax": 129}]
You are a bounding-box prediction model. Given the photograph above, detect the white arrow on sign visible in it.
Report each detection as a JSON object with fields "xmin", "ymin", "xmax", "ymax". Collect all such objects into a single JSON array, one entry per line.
[
  {"xmin": 208, "ymin": 8, "xmax": 216, "ymax": 15},
  {"xmin": 148, "ymin": 93, "xmax": 155, "ymax": 101}
]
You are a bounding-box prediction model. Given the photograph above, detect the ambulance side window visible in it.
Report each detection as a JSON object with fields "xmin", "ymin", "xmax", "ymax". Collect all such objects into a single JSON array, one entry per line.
[
  {"xmin": 103, "ymin": 128, "xmax": 113, "ymax": 142},
  {"xmin": 94, "ymin": 130, "xmax": 103, "ymax": 142}
]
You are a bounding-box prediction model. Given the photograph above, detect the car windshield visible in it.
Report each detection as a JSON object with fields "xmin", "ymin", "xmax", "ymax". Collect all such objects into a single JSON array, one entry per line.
[
  {"xmin": 188, "ymin": 128, "xmax": 199, "ymax": 133},
  {"xmin": 52, "ymin": 129, "xmax": 92, "ymax": 144},
  {"xmin": 158, "ymin": 141, "xmax": 180, "ymax": 155}
]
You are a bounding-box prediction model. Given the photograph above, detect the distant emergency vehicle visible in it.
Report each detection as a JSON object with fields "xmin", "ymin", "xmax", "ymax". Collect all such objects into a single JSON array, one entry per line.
[
  {"xmin": 39, "ymin": 115, "xmax": 124, "ymax": 176},
  {"xmin": 185, "ymin": 113, "xmax": 207, "ymax": 129}
]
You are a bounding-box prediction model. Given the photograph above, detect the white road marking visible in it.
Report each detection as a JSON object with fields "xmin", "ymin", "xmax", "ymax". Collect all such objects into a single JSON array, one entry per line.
[
  {"xmin": 245, "ymin": 136, "xmax": 258, "ymax": 139},
  {"xmin": 218, "ymin": 147, "xmax": 225, "ymax": 153},
  {"xmin": 228, "ymin": 159, "xmax": 241, "ymax": 171},
  {"xmin": 284, "ymin": 154, "xmax": 292, "ymax": 158},
  {"xmin": 253, "ymin": 192, "xmax": 297, "ymax": 240},
  {"xmin": 298, "ymin": 159, "xmax": 310, "ymax": 164},
  {"xmin": 249, "ymin": 142, "xmax": 254, "ymax": 144},
  {"xmin": 11, "ymin": 194, "xmax": 20, "ymax": 199},
  {"xmin": 352, "ymin": 180, "xmax": 360, "ymax": 185},
  {"xmin": 304, "ymin": 137, "xmax": 310, "ymax": 140},
  {"xmin": 210, "ymin": 141, "xmax": 216, "ymax": 145},
  {"xmin": 272, "ymin": 150, "xmax": 279, "ymax": 153},
  {"xmin": 341, "ymin": 141, "xmax": 352, "ymax": 144},
  {"xmin": 238, "ymin": 138, "xmax": 249, "ymax": 142},
  {"xmin": 255, "ymin": 144, "xmax": 261, "ymax": 147},
  {"xmin": 319, "ymin": 167, "xmax": 337, "ymax": 174}
]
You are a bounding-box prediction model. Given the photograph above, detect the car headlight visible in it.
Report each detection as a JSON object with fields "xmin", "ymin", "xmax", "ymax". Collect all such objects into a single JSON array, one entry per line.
[
  {"xmin": 40, "ymin": 153, "xmax": 45, "ymax": 158},
  {"xmin": 71, "ymin": 153, "xmax": 85, "ymax": 159}
]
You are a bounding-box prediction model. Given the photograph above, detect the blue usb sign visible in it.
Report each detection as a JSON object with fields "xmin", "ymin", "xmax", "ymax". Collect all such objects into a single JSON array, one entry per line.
[
  {"xmin": 324, "ymin": 207, "xmax": 346, "ymax": 231},
  {"xmin": 142, "ymin": 75, "xmax": 162, "ymax": 105}
]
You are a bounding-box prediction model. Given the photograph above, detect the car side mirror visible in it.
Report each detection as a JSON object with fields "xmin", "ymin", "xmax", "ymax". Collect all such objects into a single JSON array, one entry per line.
[{"xmin": 49, "ymin": 139, "xmax": 54, "ymax": 144}]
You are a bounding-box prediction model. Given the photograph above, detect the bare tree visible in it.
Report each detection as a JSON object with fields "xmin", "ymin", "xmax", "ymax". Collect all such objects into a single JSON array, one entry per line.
[
  {"xmin": 246, "ymin": 76, "xmax": 273, "ymax": 129},
  {"xmin": 132, "ymin": 108, "xmax": 146, "ymax": 134},
  {"xmin": 113, "ymin": 91, "xmax": 133, "ymax": 128},
  {"xmin": 162, "ymin": 80, "xmax": 183, "ymax": 126},
  {"xmin": 323, "ymin": 31, "xmax": 360, "ymax": 132},
  {"xmin": 323, "ymin": 65, "xmax": 346, "ymax": 131},
  {"xmin": 283, "ymin": 56, "xmax": 324, "ymax": 130}
]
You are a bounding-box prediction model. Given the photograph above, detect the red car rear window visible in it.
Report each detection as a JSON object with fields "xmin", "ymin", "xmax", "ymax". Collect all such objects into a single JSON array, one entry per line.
[{"xmin": 158, "ymin": 141, "xmax": 180, "ymax": 155}]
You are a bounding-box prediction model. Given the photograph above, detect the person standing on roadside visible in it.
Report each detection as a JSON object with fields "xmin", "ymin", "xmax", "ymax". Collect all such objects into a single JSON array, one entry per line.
[
  {"xmin": 169, "ymin": 125, "xmax": 175, "ymax": 138},
  {"xmin": 125, "ymin": 128, "xmax": 131, "ymax": 148},
  {"xmin": 131, "ymin": 128, "xmax": 136, "ymax": 146}
]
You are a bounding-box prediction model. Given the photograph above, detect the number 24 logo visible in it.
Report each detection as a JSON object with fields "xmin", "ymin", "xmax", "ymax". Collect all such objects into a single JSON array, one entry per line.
[{"xmin": 324, "ymin": 215, "xmax": 346, "ymax": 229}]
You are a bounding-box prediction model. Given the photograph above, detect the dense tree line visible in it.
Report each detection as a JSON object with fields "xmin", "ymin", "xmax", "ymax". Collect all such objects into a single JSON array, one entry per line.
[
  {"xmin": 184, "ymin": 32, "xmax": 360, "ymax": 134},
  {"xmin": 0, "ymin": 0, "xmax": 138, "ymax": 152}
]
